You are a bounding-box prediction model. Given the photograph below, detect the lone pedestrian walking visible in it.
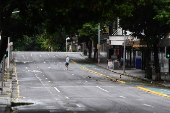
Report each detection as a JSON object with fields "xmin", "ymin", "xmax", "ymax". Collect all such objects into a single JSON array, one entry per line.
[{"xmin": 65, "ymin": 56, "xmax": 69, "ymax": 70}]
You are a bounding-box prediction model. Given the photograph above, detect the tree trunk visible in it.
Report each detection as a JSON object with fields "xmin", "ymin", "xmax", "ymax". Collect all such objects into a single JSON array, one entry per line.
[
  {"xmin": 93, "ymin": 48, "xmax": 98, "ymax": 61},
  {"xmin": 145, "ymin": 46, "xmax": 152, "ymax": 79},
  {"xmin": 153, "ymin": 44, "xmax": 161, "ymax": 80},
  {"xmin": 86, "ymin": 40, "xmax": 92, "ymax": 59}
]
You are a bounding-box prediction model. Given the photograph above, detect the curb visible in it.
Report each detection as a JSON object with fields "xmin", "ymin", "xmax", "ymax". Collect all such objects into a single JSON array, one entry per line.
[
  {"xmin": 71, "ymin": 59, "xmax": 125, "ymax": 83},
  {"xmin": 137, "ymin": 87, "xmax": 170, "ymax": 98},
  {"xmin": 79, "ymin": 53, "xmax": 170, "ymax": 87},
  {"xmin": 73, "ymin": 53, "xmax": 170, "ymax": 97},
  {"xmin": 96, "ymin": 64, "xmax": 170, "ymax": 88}
]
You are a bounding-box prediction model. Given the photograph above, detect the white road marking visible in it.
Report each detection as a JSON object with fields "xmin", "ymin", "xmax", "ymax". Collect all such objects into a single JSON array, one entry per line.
[
  {"xmin": 54, "ymin": 87, "xmax": 60, "ymax": 92},
  {"xmin": 76, "ymin": 104, "xmax": 81, "ymax": 107},
  {"xmin": 65, "ymin": 96, "xmax": 69, "ymax": 99},
  {"xmin": 96, "ymin": 86, "xmax": 109, "ymax": 92},
  {"xmin": 143, "ymin": 104, "xmax": 154, "ymax": 108},
  {"xmin": 119, "ymin": 96, "xmax": 126, "ymax": 98},
  {"xmin": 39, "ymin": 55, "xmax": 41, "ymax": 57}
]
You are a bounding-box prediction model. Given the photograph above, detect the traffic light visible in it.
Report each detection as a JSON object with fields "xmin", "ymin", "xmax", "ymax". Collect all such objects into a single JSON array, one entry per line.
[
  {"xmin": 4, "ymin": 52, "xmax": 8, "ymax": 58},
  {"xmin": 166, "ymin": 46, "xmax": 170, "ymax": 58}
]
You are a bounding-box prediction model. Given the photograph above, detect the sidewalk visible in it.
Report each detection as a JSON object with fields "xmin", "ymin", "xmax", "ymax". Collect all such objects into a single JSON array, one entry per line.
[
  {"xmin": 0, "ymin": 63, "xmax": 16, "ymax": 113},
  {"xmin": 81, "ymin": 52, "xmax": 170, "ymax": 88},
  {"xmin": 0, "ymin": 79, "xmax": 12, "ymax": 113}
]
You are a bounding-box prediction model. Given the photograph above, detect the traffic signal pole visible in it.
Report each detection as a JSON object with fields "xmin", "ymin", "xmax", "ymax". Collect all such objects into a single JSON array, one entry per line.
[
  {"xmin": 166, "ymin": 46, "xmax": 170, "ymax": 74},
  {"xmin": 166, "ymin": 46, "xmax": 170, "ymax": 58},
  {"xmin": 169, "ymin": 59, "xmax": 170, "ymax": 74}
]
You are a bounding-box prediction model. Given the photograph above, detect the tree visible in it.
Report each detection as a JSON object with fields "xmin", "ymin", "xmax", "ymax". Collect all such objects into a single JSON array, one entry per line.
[
  {"xmin": 78, "ymin": 23, "xmax": 98, "ymax": 58},
  {"xmin": 154, "ymin": 0, "xmax": 170, "ymax": 25},
  {"xmin": 0, "ymin": 0, "xmax": 45, "ymax": 61},
  {"xmin": 0, "ymin": 0, "xmax": 142, "ymax": 61},
  {"xmin": 119, "ymin": 0, "xmax": 170, "ymax": 80}
]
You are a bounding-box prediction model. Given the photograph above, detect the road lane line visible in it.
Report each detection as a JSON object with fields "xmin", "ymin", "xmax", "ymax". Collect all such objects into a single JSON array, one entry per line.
[
  {"xmin": 96, "ymin": 86, "xmax": 109, "ymax": 92},
  {"xmin": 143, "ymin": 104, "xmax": 154, "ymax": 108},
  {"xmin": 54, "ymin": 87, "xmax": 60, "ymax": 92},
  {"xmin": 76, "ymin": 104, "xmax": 81, "ymax": 107},
  {"xmin": 65, "ymin": 96, "xmax": 69, "ymax": 99},
  {"xmin": 119, "ymin": 96, "xmax": 126, "ymax": 98}
]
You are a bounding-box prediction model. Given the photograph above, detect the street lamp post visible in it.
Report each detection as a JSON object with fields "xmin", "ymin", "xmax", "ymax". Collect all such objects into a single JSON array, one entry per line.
[
  {"xmin": 12, "ymin": 11, "xmax": 20, "ymax": 14},
  {"xmin": 66, "ymin": 37, "xmax": 70, "ymax": 52},
  {"xmin": 7, "ymin": 11, "xmax": 20, "ymax": 76}
]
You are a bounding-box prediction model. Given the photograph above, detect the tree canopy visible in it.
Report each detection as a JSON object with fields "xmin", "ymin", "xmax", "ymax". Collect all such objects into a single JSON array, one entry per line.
[
  {"xmin": 1, "ymin": 0, "xmax": 169, "ymax": 62},
  {"xmin": 0, "ymin": 0, "xmax": 135, "ymax": 61}
]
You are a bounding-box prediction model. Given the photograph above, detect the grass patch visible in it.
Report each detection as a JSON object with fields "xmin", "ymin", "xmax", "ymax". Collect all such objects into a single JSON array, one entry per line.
[
  {"xmin": 5, "ymin": 91, "xmax": 12, "ymax": 93},
  {"xmin": 11, "ymin": 102, "xmax": 34, "ymax": 107}
]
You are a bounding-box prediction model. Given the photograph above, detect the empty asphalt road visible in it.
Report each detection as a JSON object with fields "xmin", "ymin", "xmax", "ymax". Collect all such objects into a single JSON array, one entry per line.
[{"xmin": 12, "ymin": 51, "xmax": 170, "ymax": 113}]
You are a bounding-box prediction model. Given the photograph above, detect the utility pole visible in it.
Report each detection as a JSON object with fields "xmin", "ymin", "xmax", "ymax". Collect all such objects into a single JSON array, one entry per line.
[
  {"xmin": 98, "ymin": 23, "xmax": 100, "ymax": 64},
  {"xmin": 123, "ymin": 31, "xmax": 126, "ymax": 75},
  {"xmin": 7, "ymin": 37, "xmax": 10, "ymax": 66},
  {"xmin": 6, "ymin": 37, "xmax": 10, "ymax": 78}
]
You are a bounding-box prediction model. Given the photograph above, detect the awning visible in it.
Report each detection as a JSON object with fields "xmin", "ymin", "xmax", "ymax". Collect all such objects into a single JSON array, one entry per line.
[{"xmin": 132, "ymin": 40, "xmax": 147, "ymax": 48}]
